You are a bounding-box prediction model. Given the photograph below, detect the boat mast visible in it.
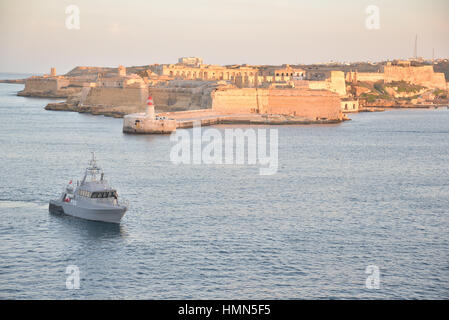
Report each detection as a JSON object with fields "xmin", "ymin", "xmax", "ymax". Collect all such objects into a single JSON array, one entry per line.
[{"xmin": 82, "ymin": 152, "xmax": 102, "ymax": 183}]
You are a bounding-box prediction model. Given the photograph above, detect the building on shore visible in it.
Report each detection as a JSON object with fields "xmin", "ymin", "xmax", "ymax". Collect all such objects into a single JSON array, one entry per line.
[
  {"xmin": 79, "ymin": 66, "xmax": 147, "ymax": 109},
  {"xmin": 341, "ymin": 99, "xmax": 359, "ymax": 113},
  {"xmin": 345, "ymin": 59, "xmax": 447, "ymax": 90},
  {"xmin": 18, "ymin": 67, "xmax": 75, "ymax": 98},
  {"xmin": 177, "ymin": 57, "xmax": 203, "ymax": 67},
  {"xmin": 123, "ymin": 96, "xmax": 177, "ymax": 134}
]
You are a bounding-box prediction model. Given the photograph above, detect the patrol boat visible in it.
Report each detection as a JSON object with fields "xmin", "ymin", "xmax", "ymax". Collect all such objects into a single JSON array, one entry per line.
[{"xmin": 49, "ymin": 153, "xmax": 128, "ymax": 223}]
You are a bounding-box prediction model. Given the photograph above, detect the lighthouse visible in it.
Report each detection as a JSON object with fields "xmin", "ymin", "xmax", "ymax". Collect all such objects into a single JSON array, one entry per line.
[
  {"xmin": 146, "ymin": 95, "xmax": 155, "ymax": 118},
  {"xmin": 123, "ymin": 94, "xmax": 177, "ymax": 134}
]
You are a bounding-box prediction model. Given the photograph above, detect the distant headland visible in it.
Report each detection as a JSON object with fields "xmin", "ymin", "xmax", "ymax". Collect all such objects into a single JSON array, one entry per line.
[{"xmin": 2, "ymin": 57, "xmax": 448, "ymax": 131}]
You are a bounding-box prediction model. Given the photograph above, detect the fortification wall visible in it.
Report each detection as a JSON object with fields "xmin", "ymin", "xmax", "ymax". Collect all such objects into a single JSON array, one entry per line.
[
  {"xmin": 350, "ymin": 72, "xmax": 385, "ymax": 82},
  {"xmin": 23, "ymin": 78, "xmax": 60, "ymax": 92},
  {"xmin": 212, "ymin": 88, "xmax": 342, "ymax": 120},
  {"xmin": 83, "ymin": 87, "xmax": 147, "ymax": 107},
  {"xmin": 358, "ymin": 73, "xmax": 384, "ymax": 82},
  {"xmin": 149, "ymin": 86, "xmax": 216, "ymax": 111},
  {"xmin": 211, "ymin": 88, "xmax": 261, "ymax": 114},
  {"xmin": 265, "ymin": 89, "xmax": 342, "ymax": 119},
  {"xmin": 308, "ymin": 81, "xmax": 331, "ymax": 92},
  {"xmin": 329, "ymin": 71, "xmax": 346, "ymax": 96},
  {"xmin": 19, "ymin": 77, "xmax": 75, "ymax": 97},
  {"xmin": 308, "ymin": 71, "xmax": 346, "ymax": 96},
  {"xmin": 384, "ymin": 65, "xmax": 447, "ymax": 89}
]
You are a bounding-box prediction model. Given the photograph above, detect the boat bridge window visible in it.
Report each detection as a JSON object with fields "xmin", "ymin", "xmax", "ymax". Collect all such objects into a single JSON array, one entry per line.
[
  {"xmin": 91, "ymin": 191, "xmax": 117, "ymax": 198},
  {"xmin": 78, "ymin": 190, "xmax": 92, "ymax": 197}
]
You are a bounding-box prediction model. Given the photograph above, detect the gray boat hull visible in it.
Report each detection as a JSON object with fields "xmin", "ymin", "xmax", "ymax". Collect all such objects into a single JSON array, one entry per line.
[{"xmin": 49, "ymin": 200, "xmax": 126, "ymax": 224}]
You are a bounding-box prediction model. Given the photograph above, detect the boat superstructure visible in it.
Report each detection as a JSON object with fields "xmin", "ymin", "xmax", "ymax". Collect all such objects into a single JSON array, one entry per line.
[{"xmin": 49, "ymin": 153, "xmax": 127, "ymax": 223}]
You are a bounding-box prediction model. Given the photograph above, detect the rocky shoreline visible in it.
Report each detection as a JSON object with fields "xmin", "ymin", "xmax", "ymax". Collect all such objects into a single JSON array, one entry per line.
[
  {"xmin": 0, "ymin": 79, "xmax": 26, "ymax": 84},
  {"xmin": 18, "ymin": 91, "xmax": 70, "ymax": 98},
  {"xmin": 46, "ymin": 101, "xmax": 348, "ymax": 125},
  {"xmin": 45, "ymin": 102, "xmax": 131, "ymax": 118}
]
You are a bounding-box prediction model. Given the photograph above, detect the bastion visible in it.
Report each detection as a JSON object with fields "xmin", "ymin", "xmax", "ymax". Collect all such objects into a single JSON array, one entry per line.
[
  {"xmin": 18, "ymin": 68, "xmax": 82, "ymax": 98},
  {"xmin": 123, "ymin": 87, "xmax": 344, "ymax": 134},
  {"xmin": 211, "ymin": 88, "xmax": 343, "ymax": 120}
]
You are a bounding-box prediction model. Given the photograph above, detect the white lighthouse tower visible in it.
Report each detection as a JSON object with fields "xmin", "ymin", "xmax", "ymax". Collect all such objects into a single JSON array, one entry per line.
[{"xmin": 122, "ymin": 95, "xmax": 177, "ymax": 134}]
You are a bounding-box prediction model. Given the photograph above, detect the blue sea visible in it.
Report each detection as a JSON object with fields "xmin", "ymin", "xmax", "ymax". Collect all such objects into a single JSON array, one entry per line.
[{"xmin": 0, "ymin": 74, "xmax": 448, "ymax": 299}]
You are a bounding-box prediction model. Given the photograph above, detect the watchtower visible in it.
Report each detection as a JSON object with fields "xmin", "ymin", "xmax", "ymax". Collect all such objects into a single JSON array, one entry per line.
[{"xmin": 118, "ymin": 65, "xmax": 126, "ymax": 77}]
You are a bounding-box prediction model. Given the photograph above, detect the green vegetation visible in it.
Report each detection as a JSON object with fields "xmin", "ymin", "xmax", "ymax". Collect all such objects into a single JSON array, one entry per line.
[
  {"xmin": 384, "ymin": 81, "xmax": 425, "ymax": 93},
  {"xmin": 360, "ymin": 92, "xmax": 391, "ymax": 103},
  {"xmin": 373, "ymin": 81, "xmax": 388, "ymax": 95},
  {"xmin": 433, "ymin": 89, "xmax": 447, "ymax": 99}
]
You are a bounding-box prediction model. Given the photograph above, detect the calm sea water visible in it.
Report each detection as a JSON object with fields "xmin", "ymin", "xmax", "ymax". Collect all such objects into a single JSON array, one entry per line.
[{"xmin": 0, "ymin": 75, "xmax": 448, "ymax": 299}]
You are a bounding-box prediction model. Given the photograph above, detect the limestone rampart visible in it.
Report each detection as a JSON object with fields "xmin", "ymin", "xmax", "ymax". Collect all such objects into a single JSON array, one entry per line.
[
  {"xmin": 308, "ymin": 71, "xmax": 346, "ymax": 96},
  {"xmin": 384, "ymin": 65, "xmax": 446, "ymax": 90},
  {"xmin": 149, "ymin": 87, "xmax": 212, "ymax": 111},
  {"xmin": 83, "ymin": 87, "xmax": 147, "ymax": 107},
  {"xmin": 212, "ymin": 88, "xmax": 342, "ymax": 120},
  {"xmin": 346, "ymin": 72, "xmax": 384, "ymax": 83},
  {"xmin": 19, "ymin": 77, "xmax": 77, "ymax": 97}
]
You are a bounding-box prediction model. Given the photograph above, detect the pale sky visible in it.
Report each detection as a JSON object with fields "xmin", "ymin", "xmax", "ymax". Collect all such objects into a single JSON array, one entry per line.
[{"xmin": 1, "ymin": 0, "xmax": 448, "ymax": 74}]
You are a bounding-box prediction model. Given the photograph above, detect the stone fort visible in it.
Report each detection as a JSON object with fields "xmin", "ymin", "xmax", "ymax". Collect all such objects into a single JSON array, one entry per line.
[
  {"xmin": 26, "ymin": 56, "xmax": 448, "ymax": 121},
  {"xmin": 346, "ymin": 60, "xmax": 447, "ymax": 90}
]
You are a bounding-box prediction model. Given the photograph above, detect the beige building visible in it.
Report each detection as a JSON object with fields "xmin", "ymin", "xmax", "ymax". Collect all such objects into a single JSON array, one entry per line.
[
  {"xmin": 177, "ymin": 57, "xmax": 203, "ymax": 67},
  {"xmin": 157, "ymin": 63, "xmax": 259, "ymax": 82},
  {"xmin": 341, "ymin": 99, "xmax": 359, "ymax": 113},
  {"xmin": 96, "ymin": 66, "xmax": 146, "ymax": 88},
  {"xmin": 262, "ymin": 64, "xmax": 306, "ymax": 79}
]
